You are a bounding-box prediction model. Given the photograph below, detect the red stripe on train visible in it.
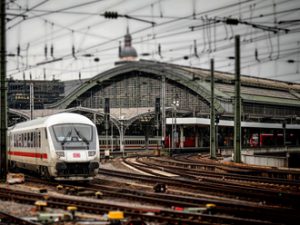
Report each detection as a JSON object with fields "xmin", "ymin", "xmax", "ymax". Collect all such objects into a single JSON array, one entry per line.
[{"xmin": 8, "ymin": 151, "xmax": 48, "ymax": 159}]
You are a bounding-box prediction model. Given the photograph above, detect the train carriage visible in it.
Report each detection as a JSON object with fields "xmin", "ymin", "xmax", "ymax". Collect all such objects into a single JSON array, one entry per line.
[{"xmin": 8, "ymin": 113, "xmax": 100, "ymax": 181}]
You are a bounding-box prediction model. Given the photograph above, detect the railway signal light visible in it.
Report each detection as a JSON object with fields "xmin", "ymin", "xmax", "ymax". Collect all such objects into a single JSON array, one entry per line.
[{"xmin": 103, "ymin": 11, "xmax": 118, "ymax": 19}]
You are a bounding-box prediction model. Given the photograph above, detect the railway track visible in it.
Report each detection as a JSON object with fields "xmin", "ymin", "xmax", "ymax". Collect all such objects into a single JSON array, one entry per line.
[
  {"xmin": 119, "ymin": 157, "xmax": 300, "ymax": 208},
  {"xmin": 138, "ymin": 156, "xmax": 300, "ymax": 190},
  {"xmin": 3, "ymin": 154, "xmax": 300, "ymax": 225},
  {"xmin": 0, "ymin": 186, "xmax": 280, "ymax": 225},
  {"xmin": 25, "ymin": 176, "xmax": 295, "ymax": 224},
  {"xmin": 175, "ymin": 154, "xmax": 300, "ymax": 180},
  {"xmin": 98, "ymin": 171, "xmax": 300, "ymax": 225}
]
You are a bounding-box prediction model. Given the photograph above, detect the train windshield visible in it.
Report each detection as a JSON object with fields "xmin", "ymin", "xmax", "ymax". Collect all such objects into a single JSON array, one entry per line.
[{"xmin": 52, "ymin": 124, "xmax": 93, "ymax": 142}]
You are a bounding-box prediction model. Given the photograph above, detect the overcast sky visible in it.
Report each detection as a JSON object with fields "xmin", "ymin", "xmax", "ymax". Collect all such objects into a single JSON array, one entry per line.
[{"xmin": 5, "ymin": 0, "xmax": 300, "ymax": 83}]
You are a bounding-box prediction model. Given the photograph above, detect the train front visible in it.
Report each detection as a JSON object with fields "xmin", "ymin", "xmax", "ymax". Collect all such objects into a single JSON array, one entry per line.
[{"xmin": 49, "ymin": 121, "xmax": 100, "ymax": 181}]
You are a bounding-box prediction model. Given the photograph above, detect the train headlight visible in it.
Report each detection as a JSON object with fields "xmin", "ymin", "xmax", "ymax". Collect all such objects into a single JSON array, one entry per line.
[
  {"xmin": 88, "ymin": 151, "xmax": 96, "ymax": 157},
  {"xmin": 56, "ymin": 151, "xmax": 65, "ymax": 157}
]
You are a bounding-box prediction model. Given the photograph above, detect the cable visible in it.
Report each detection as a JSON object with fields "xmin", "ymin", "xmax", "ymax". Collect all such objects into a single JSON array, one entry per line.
[
  {"xmin": 7, "ymin": 8, "xmax": 102, "ymax": 16},
  {"xmin": 7, "ymin": 0, "xmax": 49, "ymax": 28},
  {"xmin": 7, "ymin": 0, "xmax": 300, "ymax": 83},
  {"xmin": 25, "ymin": 0, "xmax": 103, "ymax": 20}
]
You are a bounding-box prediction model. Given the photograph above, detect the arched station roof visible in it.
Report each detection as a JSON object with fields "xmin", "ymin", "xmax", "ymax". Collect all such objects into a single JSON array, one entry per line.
[
  {"xmin": 46, "ymin": 60, "xmax": 226, "ymax": 114},
  {"xmin": 41, "ymin": 60, "xmax": 300, "ymax": 125},
  {"xmin": 9, "ymin": 60, "xmax": 300, "ymax": 128}
]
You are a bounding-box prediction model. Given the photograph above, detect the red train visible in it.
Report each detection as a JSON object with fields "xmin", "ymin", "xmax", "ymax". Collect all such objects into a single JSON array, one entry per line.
[
  {"xmin": 249, "ymin": 133, "xmax": 295, "ymax": 147},
  {"xmin": 164, "ymin": 136, "xmax": 195, "ymax": 148}
]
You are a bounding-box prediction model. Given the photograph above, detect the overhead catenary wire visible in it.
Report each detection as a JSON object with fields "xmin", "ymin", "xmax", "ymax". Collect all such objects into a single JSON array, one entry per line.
[
  {"xmin": 6, "ymin": 0, "xmax": 300, "ymax": 83},
  {"xmin": 7, "ymin": 0, "xmax": 253, "ymax": 53},
  {"xmin": 8, "ymin": 0, "xmax": 49, "ymax": 23},
  {"xmin": 8, "ymin": 22, "xmax": 300, "ymax": 78}
]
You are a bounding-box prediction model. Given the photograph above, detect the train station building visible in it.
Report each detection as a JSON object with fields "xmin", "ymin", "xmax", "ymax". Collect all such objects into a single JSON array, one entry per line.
[
  {"xmin": 7, "ymin": 30, "xmax": 300, "ymax": 167},
  {"xmin": 8, "ymin": 60, "xmax": 300, "ymax": 146}
]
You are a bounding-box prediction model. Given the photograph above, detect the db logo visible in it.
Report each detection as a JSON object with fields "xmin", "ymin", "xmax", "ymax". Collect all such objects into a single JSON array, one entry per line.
[{"xmin": 73, "ymin": 153, "xmax": 81, "ymax": 158}]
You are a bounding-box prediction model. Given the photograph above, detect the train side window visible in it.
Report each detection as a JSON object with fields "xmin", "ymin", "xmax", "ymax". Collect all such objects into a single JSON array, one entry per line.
[
  {"xmin": 38, "ymin": 131, "xmax": 41, "ymax": 148},
  {"xmin": 37, "ymin": 132, "xmax": 39, "ymax": 148},
  {"xmin": 22, "ymin": 134, "xmax": 24, "ymax": 147},
  {"xmin": 27, "ymin": 133, "xmax": 30, "ymax": 147},
  {"xmin": 8, "ymin": 135, "xmax": 11, "ymax": 148},
  {"xmin": 29, "ymin": 132, "xmax": 32, "ymax": 148},
  {"xmin": 24, "ymin": 133, "xmax": 27, "ymax": 147},
  {"xmin": 33, "ymin": 132, "xmax": 36, "ymax": 147},
  {"xmin": 32, "ymin": 132, "xmax": 34, "ymax": 147},
  {"xmin": 44, "ymin": 128, "xmax": 48, "ymax": 139},
  {"xmin": 27, "ymin": 133, "xmax": 29, "ymax": 148},
  {"xmin": 18, "ymin": 134, "xmax": 20, "ymax": 147},
  {"xmin": 27, "ymin": 133, "xmax": 29, "ymax": 147},
  {"xmin": 16, "ymin": 134, "xmax": 18, "ymax": 147},
  {"xmin": 29, "ymin": 133, "xmax": 31, "ymax": 147},
  {"xmin": 35, "ymin": 132, "xmax": 38, "ymax": 147},
  {"xmin": 31, "ymin": 132, "xmax": 34, "ymax": 148}
]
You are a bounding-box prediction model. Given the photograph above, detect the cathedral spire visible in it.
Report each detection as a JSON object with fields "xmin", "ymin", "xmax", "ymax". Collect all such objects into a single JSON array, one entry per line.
[{"xmin": 119, "ymin": 26, "xmax": 137, "ymax": 61}]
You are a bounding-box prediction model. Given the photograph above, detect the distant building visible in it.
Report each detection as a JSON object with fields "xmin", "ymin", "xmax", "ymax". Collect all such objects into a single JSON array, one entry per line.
[
  {"xmin": 8, "ymin": 79, "xmax": 64, "ymax": 109},
  {"xmin": 118, "ymin": 27, "xmax": 138, "ymax": 61}
]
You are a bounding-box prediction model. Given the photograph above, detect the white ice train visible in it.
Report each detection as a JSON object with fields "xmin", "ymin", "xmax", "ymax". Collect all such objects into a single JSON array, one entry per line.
[{"xmin": 7, "ymin": 113, "xmax": 100, "ymax": 181}]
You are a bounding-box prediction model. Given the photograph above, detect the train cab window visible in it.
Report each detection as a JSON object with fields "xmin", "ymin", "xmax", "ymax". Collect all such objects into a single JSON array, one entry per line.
[
  {"xmin": 52, "ymin": 124, "xmax": 93, "ymax": 143},
  {"xmin": 14, "ymin": 134, "xmax": 16, "ymax": 147}
]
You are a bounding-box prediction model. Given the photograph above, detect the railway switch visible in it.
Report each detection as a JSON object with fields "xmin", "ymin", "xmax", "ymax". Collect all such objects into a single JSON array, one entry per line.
[
  {"xmin": 205, "ymin": 203, "xmax": 216, "ymax": 215},
  {"xmin": 95, "ymin": 191, "xmax": 103, "ymax": 199},
  {"xmin": 108, "ymin": 211, "xmax": 124, "ymax": 225},
  {"xmin": 67, "ymin": 206, "xmax": 77, "ymax": 220},
  {"xmin": 56, "ymin": 185, "xmax": 63, "ymax": 191},
  {"xmin": 35, "ymin": 200, "xmax": 47, "ymax": 212}
]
